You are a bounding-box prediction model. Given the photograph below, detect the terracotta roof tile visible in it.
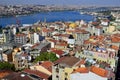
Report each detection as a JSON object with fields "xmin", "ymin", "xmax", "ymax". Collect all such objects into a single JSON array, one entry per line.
[
  {"xmin": 41, "ymin": 61, "xmax": 53, "ymax": 69},
  {"xmin": 48, "ymin": 39, "xmax": 57, "ymax": 43},
  {"xmin": 31, "ymin": 43, "xmax": 40, "ymax": 48},
  {"xmin": 53, "ymin": 34, "xmax": 70, "ymax": 37},
  {"xmin": 95, "ymin": 26, "xmax": 102, "ymax": 29},
  {"xmin": 42, "ymin": 27, "xmax": 53, "ymax": 32},
  {"xmin": 111, "ymin": 36, "xmax": 120, "ymax": 43},
  {"xmin": 23, "ymin": 69, "xmax": 50, "ymax": 79},
  {"xmin": 92, "ymin": 22, "xmax": 100, "ymax": 26},
  {"xmin": 3, "ymin": 72, "xmax": 33, "ymax": 80},
  {"xmin": 74, "ymin": 67, "xmax": 89, "ymax": 73},
  {"xmin": 111, "ymin": 45, "xmax": 119, "ymax": 50},
  {"xmin": 0, "ymin": 70, "xmax": 13, "ymax": 79},
  {"xmin": 75, "ymin": 29, "xmax": 89, "ymax": 34},
  {"xmin": 90, "ymin": 66, "xmax": 108, "ymax": 77},
  {"xmin": 16, "ymin": 33, "xmax": 27, "ymax": 37},
  {"xmin": 51, "ymin": 49, "xmax": 64, "ymax": 56}
]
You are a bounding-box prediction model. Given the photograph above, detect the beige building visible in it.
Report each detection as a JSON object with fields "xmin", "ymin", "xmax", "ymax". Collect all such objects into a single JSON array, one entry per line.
[
  {"xmin": 30, "ymin": 61, "xmax": 53, "ymax": 76},
  {"xmin": 0, "ymin": 34, "xmax": 6, "ymax": 44},
  {"xmin": 2, "ymin": 49, "xmax": 13, "ymax": 62},
  {"xmin": 14, "ymin": 52, "xmax": 29, "ymax": 70},
  {"xmin": 52, "ymin": 56, "xmax": 80, "ymax": 80}
]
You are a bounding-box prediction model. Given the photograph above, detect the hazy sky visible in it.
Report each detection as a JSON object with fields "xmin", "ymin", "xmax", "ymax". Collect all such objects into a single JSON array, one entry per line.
[{"xmin": 0, "ymin": 0, "xmax": 120, "ymax": 6}]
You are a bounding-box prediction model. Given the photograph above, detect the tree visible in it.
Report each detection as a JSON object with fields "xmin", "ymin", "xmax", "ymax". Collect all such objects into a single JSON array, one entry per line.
[
  {"xmin": 0, "ymin": 62, "xmax": 15, "ymax": 71},
  {"xmin": 34, "ymin": 52, "xmax": 58, "ymax": 62}
]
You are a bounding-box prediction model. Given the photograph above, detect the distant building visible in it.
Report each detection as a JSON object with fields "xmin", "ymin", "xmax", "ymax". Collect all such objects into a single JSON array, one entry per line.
[
  {"xmin": 3, "ymin": 29, "xmax": 14, "ymax": 43},
  {"xmin": 67, "ymin": 35, "xmax": 75, "ymax": 48},
  {"xmin": 29, "ymin": 33, "xmax": 39, "ymax": 44},
  {"xmin": 14, "ymin": 33, "xmax": 27, "ymax": 44},
  {"xmin": 0, "ymin": 34, "xmax": 5, "ymax": 44},
  {"xmin": 75, "ymin": 29, "xmax": 90, "ymax": 45},
  {"xmin": 30, "ymin": 42, "xmax": 51, "ymax": 59},
  {"xmin": 2, "ymin": 49, "xmax": 13, "ymax": 62}
]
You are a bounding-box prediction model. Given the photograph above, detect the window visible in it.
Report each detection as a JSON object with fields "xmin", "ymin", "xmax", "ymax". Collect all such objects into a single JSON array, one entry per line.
[
  {"xmin": 56, "ymin": 75, "xmax": 59, "ymax": 78},
  {"xmin": 65, "ymin": 78, "xmax": 68, "ymax": 80},
  {"xmin": 65, "ymin": 73, "xmax": 68, "ymax": 76},
  {"xmin": 56, "ymin": 68, "xmax": 59, "ymax": 73}
]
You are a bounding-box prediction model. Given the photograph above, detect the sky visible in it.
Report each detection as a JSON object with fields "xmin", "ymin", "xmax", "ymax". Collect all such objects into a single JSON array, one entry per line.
[{"xmin": 0, "ymin": 0, "xmax": 120, "ymax": 6}]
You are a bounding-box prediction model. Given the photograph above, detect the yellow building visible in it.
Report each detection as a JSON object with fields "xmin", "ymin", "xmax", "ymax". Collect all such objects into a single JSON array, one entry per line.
[
  {"xmin": 69, "ymin": 23, "xmax": 77, "ymax": 29},
  {"xmin": 107, "ymin": 25, "xmax": 116, "ymax": 33},
  {"xmin": 52, "ymin": 56, "xmax": 80, "ymax": 80}
]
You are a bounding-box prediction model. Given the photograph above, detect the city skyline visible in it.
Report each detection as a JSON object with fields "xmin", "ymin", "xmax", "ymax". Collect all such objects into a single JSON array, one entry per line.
[{"xmin": 0, "ymin": 0, "xmax": 120, "ymax": 6}]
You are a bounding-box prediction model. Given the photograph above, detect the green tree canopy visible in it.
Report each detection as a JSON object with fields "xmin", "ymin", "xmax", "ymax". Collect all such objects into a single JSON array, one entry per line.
[
  {"xmin": 0, "ymin": 62, "xmax": 15, "ymax": 71},
  {"xmin": 34, "ymin": 52, "xmax": 58, "ymax": 62}
]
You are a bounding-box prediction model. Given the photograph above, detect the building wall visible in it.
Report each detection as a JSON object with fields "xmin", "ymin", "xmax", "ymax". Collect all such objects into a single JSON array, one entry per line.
[
  {"xmin": 52, "ymin": 64, "xmax": 77, "ymax": 80},
  {"xmin": 55, "ymin": 45, "xmax": 67, "ymax": 50},
  {"xmin": 34, "ymin": 33, "xmax": 39, "ymax": 44},
  {"xmin": 14, "ymin": 57, "xmax": 28, "ymax": 70},
  {"xmin": 14, "ymin": 35, "xmax": 27, "ymax": 44},
  {"xmin": 76, "ymin": 33, "xmax": 89, "ymax": 45},
  {"xmin": 2, "ymin": 54, "xmax": 8, "ymax": 62},
  {"xmin": 0, "ymin": 34, "xmax": 6, "ymax": 44}
]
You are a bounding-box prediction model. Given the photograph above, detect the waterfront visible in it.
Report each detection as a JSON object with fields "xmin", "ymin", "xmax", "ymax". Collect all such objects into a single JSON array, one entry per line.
[{"xmin": 0, "ymin": 11, "xmax": 94, "ymax": 27}]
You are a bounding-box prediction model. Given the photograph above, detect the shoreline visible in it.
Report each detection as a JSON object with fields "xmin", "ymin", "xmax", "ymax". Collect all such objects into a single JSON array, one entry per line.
[{"xmin": 0, "ymin": 10, "xmax": 75, "ymax": 18}]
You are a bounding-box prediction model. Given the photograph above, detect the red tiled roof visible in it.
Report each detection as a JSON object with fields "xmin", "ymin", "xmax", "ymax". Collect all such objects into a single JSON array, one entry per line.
[
  {"xmin": 16, "ymin": 33, "xmax": 27, "ymax": 37},
  {"xmin": 50, "ymin": 48, "xmax": 57, "ymax": 51},
  {"xmin": 111, "ymin": 45, "xmax": 119, "ymax": 50},
  {"xmin": 92, "ymin": 22, "xmax": 100, "ymax": 25},
  {"xmin": 41, "ymin": 61, "xmax": 53, "ymax": 69},
  {"xmin": 21, "ymin": 53, "xmax": 28, "ymax": 57},
  {"xmin": 90, "ymin": 66, "xmax": 108, "ymax": 77},
  {"xmin": 80, "ymin": 59, "xmax": 86, "ymax": 64},
  {"xmin": 23, "ymin": 69, "xmax": 50, "ymax": 79},
  {"xmin": 53, "ymin": 34, "xmax": 70, "ymax": 37},
  {"xmin": 111, "ymin": 36, "xmax": 120, "ymax": 43},
  {"xmin": 31, "ymin": 43, "xmax": 40, "ymax": 48},
  {"xmin": 0, "ymin": 70, "xmax": 13, "ymax": 79},
  {"xmin": 48, "ymin": 39, "xmax": 57, "ymax": 43},
  {"xmin": 102, "ymin": 19, "xmax": 110, "ymax": 22},
  {"xmin": 95, "ymin": 26, "xmax": 102, "ymax": 29},
  {"xmin": 41, "ymin": 61, "xmax": 53, "ymax": 72},
  {"xmin": 74, "ymin": 67, "xmax": 89, "ymax": 73},
  {"xmin": 81, "ymin": 25, "xmax": 88, "ymax": 28},
  {"xmin": 42, "ymin": 27, "xmax": 53, "ymax": 32},
  {"xmin": 3, "ymin": 72, "xmax": 33, "ymax": 80},
  {"xmin": 90, "ymin": 35, "xmax": 97, "ymax": 39},
  {"xmin": 51, "ymin": 49, "xmax": 64, "ymax": 56},
  {"xmin": 75, "ymin": 29, "xmax": 89, "ymax": 34},
  {"xmin": 84, "ymin": 40, "xmax": 91, "ymax": 44}
]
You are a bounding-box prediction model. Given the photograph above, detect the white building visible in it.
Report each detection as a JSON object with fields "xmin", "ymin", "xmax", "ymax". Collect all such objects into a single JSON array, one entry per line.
[{"xmin": 70, "ymin": 72, "xmax": 107, "ymax": 80}]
